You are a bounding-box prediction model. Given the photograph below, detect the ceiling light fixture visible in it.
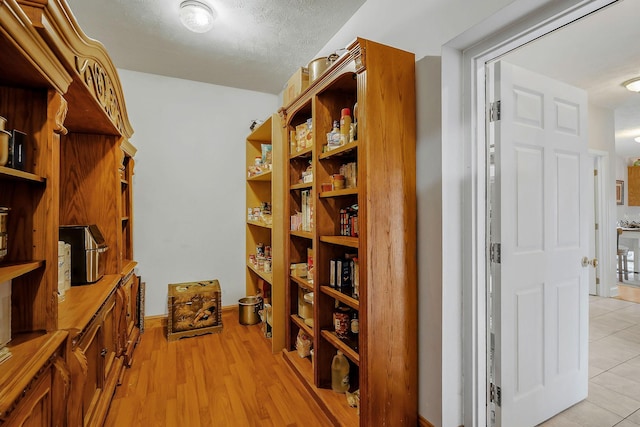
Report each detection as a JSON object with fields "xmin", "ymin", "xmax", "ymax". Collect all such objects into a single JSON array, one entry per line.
[
  {"xmin": 179, "ymin": 1, "xmax": 216, "ymax": 33},
  {"xmin": 635, "ymin": 137, "xmax": 640, "ymax": 143},
  {"xmin": 623, "ymin": 77, "xmax": 640, "ymax": 92}
]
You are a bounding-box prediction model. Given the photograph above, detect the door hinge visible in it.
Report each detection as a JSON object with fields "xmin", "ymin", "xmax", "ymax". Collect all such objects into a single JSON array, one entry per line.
[
  {"xmin": 596, "ymin": 277, "xmax": 600, "ymax": 285},
  {"xmin": 490, "ymin": 383, "xmax": 502, "ymax": 407},
  {"xmin": 595, "ymin": 223, "xmax": 599, "ymax": 230},
  {"xmin": 594, "ymin": 169, "xmax": 598, "ymax": 176},
  {"xmin": 490, "ymin": 243, "xmax": 501, "ymax": 263},
  {"xmin": 490, "ymin": 101, "xmax": 501, "ymax": 122}
]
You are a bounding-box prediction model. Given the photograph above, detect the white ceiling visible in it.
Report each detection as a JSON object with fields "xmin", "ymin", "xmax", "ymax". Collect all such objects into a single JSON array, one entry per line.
[
  {"xmin": 501, "ymin": 0, "xmax": 640, "ymax": 160},
  {"xmin": 66, "ymin": 0, "xmax": 366, "ymax": 94},
  {"xmin": 66, "ymin": 0, "xmax": 640, "ymax": 159}
]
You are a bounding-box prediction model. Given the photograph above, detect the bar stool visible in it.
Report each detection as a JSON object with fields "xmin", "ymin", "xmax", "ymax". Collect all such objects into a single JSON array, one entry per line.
[{"xmin": 617, "ymin": 227, "xmax": 629, "ymax": 282}]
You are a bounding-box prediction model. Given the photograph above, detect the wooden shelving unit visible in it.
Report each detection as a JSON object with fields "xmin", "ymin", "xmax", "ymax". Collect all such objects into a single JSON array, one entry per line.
[
  {"xmin": 0, "ymin": 1, "xmax": 140, "ymax": 425},
  {"xmin": 245, "ymin": 114, "xmax": 285, "ymax": 353},
  {"xmin": 280, "ymin": 38, "xmax": 417, "ymax": 426}
]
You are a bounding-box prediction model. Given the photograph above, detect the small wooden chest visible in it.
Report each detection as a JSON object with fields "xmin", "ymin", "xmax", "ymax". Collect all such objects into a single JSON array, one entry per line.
[{"xmin": 167, "ymin": 280, "xmax": 222, "ymax": 341}]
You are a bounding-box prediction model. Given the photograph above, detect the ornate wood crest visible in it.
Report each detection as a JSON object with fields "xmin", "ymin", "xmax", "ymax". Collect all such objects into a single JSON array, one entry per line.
[{"xmin": 75, "ymin": 57, "xmax": 126, "ymax": 136}]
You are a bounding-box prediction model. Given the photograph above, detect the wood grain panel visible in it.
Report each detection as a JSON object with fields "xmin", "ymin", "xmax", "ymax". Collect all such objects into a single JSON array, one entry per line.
[
  {"xmin": 0, "ymin": 331, "xmax": 67, "ymax": 419},
  {"xmin": 628, "ymin": 166, "xmax": 640, "ymax": 206},
  {"xmin": 60, "ymin": 132, "xmax": 121, "ymax": 275},
  {"xmin": 355, "ymin": 38, "xmax": 417, "ymax": 427},
  {"xmin": 57, "ymin": 274, "xmax": 120, "ymax": 331},
  {"xmin": 0, "ymin": 85, "xmax": 59, "ymax": 332}
]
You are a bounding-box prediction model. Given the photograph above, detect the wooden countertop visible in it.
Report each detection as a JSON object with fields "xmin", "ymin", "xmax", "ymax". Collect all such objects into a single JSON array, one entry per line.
[
  {"xmin": 58, "ymin": 274, "xmax": 121, "ymax": 331},
  {"xmin": 122, "ymin": 260, "xmax": 138, "ymax": 277},
  {"xmin": 0, "ymin": 331, "xmax": 68, "ymax": 417}
]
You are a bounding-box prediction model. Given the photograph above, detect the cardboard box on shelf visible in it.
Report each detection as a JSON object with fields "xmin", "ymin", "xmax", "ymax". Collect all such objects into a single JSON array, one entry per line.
[{"xmin": 283, "ymin": 67, "xmax": 309, "ymax": 106}]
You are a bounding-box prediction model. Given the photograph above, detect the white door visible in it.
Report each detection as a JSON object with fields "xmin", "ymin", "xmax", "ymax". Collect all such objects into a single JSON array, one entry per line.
[{"xmin": 488, "ymin": 61, "xmax": 590, "ymax": 427}]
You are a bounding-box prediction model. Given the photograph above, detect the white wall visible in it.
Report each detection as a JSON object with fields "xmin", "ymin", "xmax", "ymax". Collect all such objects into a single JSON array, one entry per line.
[
  {"xmin": 118, "ymin": 69, "xmax": 277, "ymax": 316},
  {"xmin": 313, "ymin": 0, "xmax": 513, "ymax": 63},
  {"xmin": 588, "ymin": 103, "xmax": 618, "ymax": 296},
  {"xmin": 416, "ymin": 56, "xmax": 443, "ymax": 427},
  {"xmin": 588, "ymin": 104, "xmax": 615, "ymax": 152}
]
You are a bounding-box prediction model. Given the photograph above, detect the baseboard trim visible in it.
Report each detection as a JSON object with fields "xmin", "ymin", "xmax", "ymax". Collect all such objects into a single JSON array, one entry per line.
[
  {"xmin": 144, "ymin": 304, "xmax": 239, "ymax": 329},
  {"xmin": 144, "ymin": 315, "xmax": 166, "ymax": 330},
  {"xmin": 419, "ymin": 415, "xmax": 435, "ymax": 427}
]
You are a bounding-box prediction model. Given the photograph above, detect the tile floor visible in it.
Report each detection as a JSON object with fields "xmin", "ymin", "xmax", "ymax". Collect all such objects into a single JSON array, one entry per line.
[{"xmin": 539, "ymin": 295, "xmax": 640, "ymax": 426}]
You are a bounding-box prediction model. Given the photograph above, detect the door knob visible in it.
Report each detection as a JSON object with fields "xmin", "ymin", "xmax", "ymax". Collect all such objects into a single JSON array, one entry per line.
[{"xmin": 581, "ymin": 257, "xmax": 598, "ymax": 268}]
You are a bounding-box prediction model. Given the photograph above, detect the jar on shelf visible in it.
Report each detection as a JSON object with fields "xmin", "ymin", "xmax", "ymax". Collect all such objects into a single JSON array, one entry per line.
[
  {"xmin": 0, "ymin": 130, "xmax": 10, "ymax": 166},
  {"xmin": 334, "ymin": 303, "xmax": 350, "ymax": 339}
]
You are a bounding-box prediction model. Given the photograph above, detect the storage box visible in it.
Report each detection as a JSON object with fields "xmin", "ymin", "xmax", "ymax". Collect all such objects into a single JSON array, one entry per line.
[
  {"xmin": 283, "ymin": 67, "xmax": 309, "ymax": 106},
  {"xmin": 0, "ymin": 280, "xmax": 11, "ymax": 349},
  {"xmin": 297, "ymin": 288, "xmax": 313, "ymax": 320},
  {"xmin": 167, "ymin": 279, "xmax": 222, "ymax": 341},
  {"xmin": 290, "ymin": 263, "xmax": 307, "ymax": 278}
]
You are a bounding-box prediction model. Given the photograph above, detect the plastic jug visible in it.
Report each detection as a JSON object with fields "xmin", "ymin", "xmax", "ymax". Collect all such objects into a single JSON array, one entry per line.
[{"xmin": 331, "ymin": 350, "xmax": 350, "ymax": 393}]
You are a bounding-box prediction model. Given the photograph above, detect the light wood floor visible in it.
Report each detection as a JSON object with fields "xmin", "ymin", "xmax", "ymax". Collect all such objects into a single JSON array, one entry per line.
[
  {"xmin": 104, "ymin": 309, "xmax": 332, "ymax": 426},
  {"xmin": 617, "ymin": 283, "xmax": 640, "ymax": 304}
]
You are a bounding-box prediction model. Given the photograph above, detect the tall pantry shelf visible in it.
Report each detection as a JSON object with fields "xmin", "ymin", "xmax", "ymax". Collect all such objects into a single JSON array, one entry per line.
[
  {"xmin": 245, "ymin": 114, "xmax": 285, "ymax": 353},
  {"xmin": 279, "ymin": 37, "xmax": 417, "ymax": 426}
]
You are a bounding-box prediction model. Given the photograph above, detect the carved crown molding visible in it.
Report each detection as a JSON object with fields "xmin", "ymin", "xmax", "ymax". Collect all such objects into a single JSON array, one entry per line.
[
  {"xmin": 17, "ymin": 0, "xmax": 134, "ymax": 140},
  {"xmin": 75, "ymin": 57, "xmax": 125, "ymax": 136}
]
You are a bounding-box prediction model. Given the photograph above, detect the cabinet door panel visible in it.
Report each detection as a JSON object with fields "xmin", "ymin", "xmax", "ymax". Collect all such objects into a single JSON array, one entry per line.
[
  {"xmin": 628, "ymin": 167, "xmax": 640, "ymax": 206},
  {"xmin": 3, "ymin": 369, "xmax": 52, "ymax": 427},
  {"xmin": 102, "ymin": 293, "xmax": 117, "ymax": 380},
  {"xmin": 78, "ymin": 322, "xmax": 103, "ymax": 421}
]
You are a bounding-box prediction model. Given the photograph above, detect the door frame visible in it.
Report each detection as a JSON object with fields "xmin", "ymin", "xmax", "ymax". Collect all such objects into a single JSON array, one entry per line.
[
  {"xmin": 441, "ymin": 0, "xmax": 617, "ymax": 425},
  {"xmin": 590, "ymin": 149, "xmax": 616, "ymax": 298}
]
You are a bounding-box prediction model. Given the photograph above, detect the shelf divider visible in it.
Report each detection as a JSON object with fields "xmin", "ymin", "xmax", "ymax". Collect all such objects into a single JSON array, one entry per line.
[
  {"xmin": 247, "ymin": 262, "xmax": 273, "ymax": 285},
  {"xmin": 321, "ymin": 330, "xmax": 359, "ymax": 366},
  {"xmin": 319, "ymin": 235, "xmax": 359, "ymax": 248},
  {"xmin": 290, "ymin": 275, "xmax": 313, "ymax": 291},
  {"xmin": 0, "ymin": 261, "xmax": 45, "ymax": 283},
  {"xmin": 0, "ymin": 166, "xmax": 45, "ymax": 183},
  {"xmin": 290, "ymin": 314, "xmax": 314, "ymax": 338},
  {"xmin": 320, "ymin": 285, "xmax": 359, "ymax": 310}
]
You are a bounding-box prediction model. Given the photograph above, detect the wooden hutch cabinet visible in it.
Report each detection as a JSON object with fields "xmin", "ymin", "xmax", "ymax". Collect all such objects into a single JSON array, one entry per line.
[
  {"xmin": 0, "ymin": 0, "xmax": 140, "ymax": 425},
  {"xmin": 280, "ymin": 38, "xmax": 417, "ymax": 426}
]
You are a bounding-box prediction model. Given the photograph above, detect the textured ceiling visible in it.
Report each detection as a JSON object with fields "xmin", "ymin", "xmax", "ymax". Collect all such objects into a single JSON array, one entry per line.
[
  {"xmin": 66, "ymin": 0, "xmax": 640, "ymax": 159},
  {"xmin": 66, "ymin": 0, "xmax": 366, "ymax": 94}
]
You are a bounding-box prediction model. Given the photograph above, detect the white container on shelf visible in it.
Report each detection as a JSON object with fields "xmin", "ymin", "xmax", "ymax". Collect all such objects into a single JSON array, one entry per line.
[
  {"xmin": 298, "ymin": 288, "xmax": 313, "ymax": 320},
  {"xmin": 0, "ymin": 280, "xmax": 11, "ymax": 349},
  {"xmin": 58, "ymin": 241, "xmax": 66, "ymax": 300},
  {"xmin": 63, "ymin": 242, "xmax": 71, "ymax": 293},
  {"xmin": 57, "ymin": 241, "xmax": 72, "ymax": 301}
]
